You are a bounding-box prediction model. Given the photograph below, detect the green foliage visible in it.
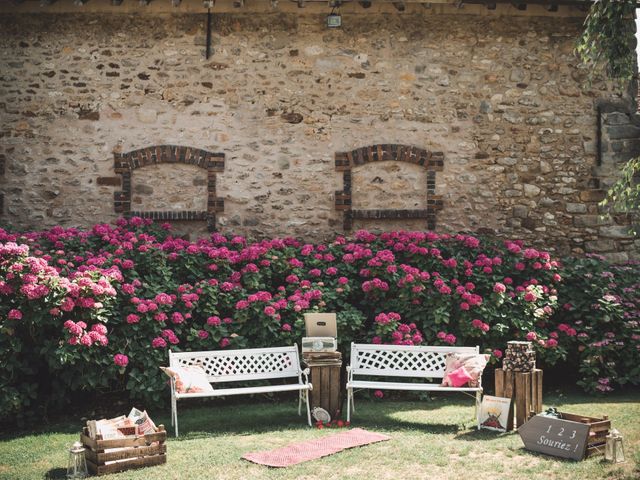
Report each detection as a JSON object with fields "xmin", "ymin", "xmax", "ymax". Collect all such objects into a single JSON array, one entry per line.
[
  {"xmin": 552, "ymin": 255, "xmax": 640, "ymax": 394},
  {"xmin": 576, "ymin": 0, "xmax": 636, "ymax": 83},
  {"xmin": 600, "ymin": 157, "xmax": 640, "ymax": 235}
]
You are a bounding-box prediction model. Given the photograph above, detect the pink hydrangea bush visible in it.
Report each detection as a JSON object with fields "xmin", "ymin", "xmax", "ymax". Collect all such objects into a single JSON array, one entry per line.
[
  {"xmin": 0, "ymin": 240, "xmax": 120, "ymax": 419},
  {"xmin": 0, "ymin": 219, "xmax": 638, "ymax": 421}
]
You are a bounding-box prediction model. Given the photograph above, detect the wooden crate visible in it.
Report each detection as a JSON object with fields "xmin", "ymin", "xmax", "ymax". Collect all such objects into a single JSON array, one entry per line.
[
  {"xmin": 494, "ymin": 369, "xmax": 543, "ymax": 430},
  {"xmin": 559, "ymin": 412, "xmax": 610, "ymax": 457},
  {"xmin": 303, "ymin": 356, "xmax": 342, "ymax": 419},
  {"xmin": 80, "ymin": 425, "xmax": 167, "ymax": 476}
]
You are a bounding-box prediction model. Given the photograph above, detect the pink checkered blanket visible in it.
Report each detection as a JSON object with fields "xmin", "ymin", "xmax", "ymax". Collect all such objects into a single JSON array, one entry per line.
[{"xmin": 242, "ymin": 428, "xmax": 391, "ymax": 467}]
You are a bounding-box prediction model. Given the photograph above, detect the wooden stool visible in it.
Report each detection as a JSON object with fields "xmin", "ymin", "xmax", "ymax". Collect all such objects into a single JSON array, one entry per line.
[{"xmin": 494, "ymin": 369, "xmax": 543, "ymax": 430}]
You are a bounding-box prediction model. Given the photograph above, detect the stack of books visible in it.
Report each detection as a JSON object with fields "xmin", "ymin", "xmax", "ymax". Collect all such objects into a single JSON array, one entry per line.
[{"xmin": 303, "ymin": 351, "xmax": 342, "ymax": 365}]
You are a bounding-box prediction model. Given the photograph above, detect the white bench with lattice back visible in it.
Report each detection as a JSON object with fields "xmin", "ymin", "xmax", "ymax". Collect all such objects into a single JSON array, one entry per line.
[
  {"xmin": 346, "ymin": 343, "xmax": 483, "ymax": 425},
  {"xmin": 168, "ymin": 345, "xmax": 312, "ymax": 436}
]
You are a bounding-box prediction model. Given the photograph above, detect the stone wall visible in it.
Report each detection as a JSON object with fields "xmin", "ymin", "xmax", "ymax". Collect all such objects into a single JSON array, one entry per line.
[{"xmin": 0, "ymin": 11, "xmax": 637, "ymax": 258}]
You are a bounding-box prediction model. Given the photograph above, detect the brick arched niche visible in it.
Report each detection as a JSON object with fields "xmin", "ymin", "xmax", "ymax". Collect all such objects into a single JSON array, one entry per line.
[
  {"xmin": 335, "ymin": 144, "xmax": 444, "ymax": 231},
  {"xmin": 114, "ymin": 145, "xmax": 225, "ymax": 232}
]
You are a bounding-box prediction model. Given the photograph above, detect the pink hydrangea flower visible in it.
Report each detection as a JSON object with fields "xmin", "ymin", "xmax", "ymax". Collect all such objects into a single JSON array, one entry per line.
[
  {"xmin": 114, "ymin": 354, "xmax": 129, "ymax": 367},
  {"xmin": 91, "ymin": 324, "xmax": 107, "ymax": 335},
  {"xmin": 7, "ymin": 309, "xmax": 22, "ymax": 320}
]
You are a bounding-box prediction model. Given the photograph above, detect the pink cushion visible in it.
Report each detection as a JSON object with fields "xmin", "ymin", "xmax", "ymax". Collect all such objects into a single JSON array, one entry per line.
[
  {"xmin": 444, "ymin": 366, "xmax": 474, "ymax": 387},
  {"xmin": 441, "ymin": 353, "xmax": 489, "ymax": 387}
]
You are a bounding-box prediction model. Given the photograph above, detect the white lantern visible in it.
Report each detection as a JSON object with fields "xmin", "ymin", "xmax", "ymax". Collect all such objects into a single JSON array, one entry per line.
[
  {"xmin": 67, "ymin": 441, "xmax": 88, "ymax": 479},
  {"xmin": 327, "ymin": 13, "xmax": 341, "ymax": 28},
  {"xmin": 604, "ymin": 429, "xmax": 625, "ymax": 463}
]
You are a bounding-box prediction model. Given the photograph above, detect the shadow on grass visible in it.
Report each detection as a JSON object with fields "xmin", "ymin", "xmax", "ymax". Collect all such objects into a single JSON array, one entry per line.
[
  {"xmin": 511, "ymin": 446, "xmax": 579, "ymax": 463},
  {"xmin": 167, "ymin": 398, "xmax": 474, "ymax": 439},
  {"xmin": 2, "ymin": 387, "xmax": 638, "ymax": 442},
  {"xmin": 542, "ymin": 391, "xmax": 640, "ymax": 406},
  {"xmin": 454, "ymin": 428, "xmax": 512, "ymax": 442},
  {"xmin": 0, "ymin": 419, "xmax": 83, "ymax": 441},
  {"xmin": 43, "ymin": 468, "xmax": 67, "ymax": 479}
]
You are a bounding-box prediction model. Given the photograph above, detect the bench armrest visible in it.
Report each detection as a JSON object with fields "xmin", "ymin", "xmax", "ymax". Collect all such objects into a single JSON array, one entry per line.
[
  {"xmin": 301, "ymin": 368, "xmax": 310, "ymax": 386},
  {"xmin": 346, "ymin": 365, "xmax": 352, "ymax": 383}
]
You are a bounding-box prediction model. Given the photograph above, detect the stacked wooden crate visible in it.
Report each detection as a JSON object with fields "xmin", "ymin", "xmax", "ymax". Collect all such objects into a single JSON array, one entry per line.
[
  {"xmin": 559, "ymin": 412, "xmax": 611, "ymax": 457},
  {"xmin": 302, "ymin": 351, "xmax": 342, "ymax": 419},
  {"xmin": 80, "ymin": 425, "xmax": 167, "ymax": 476},
  {"xmin": 494, "ymin": 341, "xmax": 543, "ymax": 430}
]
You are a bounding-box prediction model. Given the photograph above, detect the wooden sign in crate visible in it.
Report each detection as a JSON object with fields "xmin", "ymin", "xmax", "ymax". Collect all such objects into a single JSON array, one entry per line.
[
  {"xmin": 518, "ymin": 411, "xmax": 610, "ymax": 460},
  {"xmin": 80, "ymin": 425, "xmax": 167, "ymax": 476},
  {"xmin": 494, "ymin": 369, "xmax": 543, "ymax": 430}
]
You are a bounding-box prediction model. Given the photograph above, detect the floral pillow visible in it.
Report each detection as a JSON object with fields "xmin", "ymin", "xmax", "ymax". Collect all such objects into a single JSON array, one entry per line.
[
  {"xmin": 160, "ymin": 365, "xmax": 214, "ymax": 394},
  {"xmin": 441, "ymin": 353, "xmax": 489, "ymax": 387}
]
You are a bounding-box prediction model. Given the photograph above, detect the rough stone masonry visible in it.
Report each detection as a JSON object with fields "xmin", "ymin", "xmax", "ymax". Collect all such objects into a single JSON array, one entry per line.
[{"xmin": 0, "ymin": 9, "xmax": 637, "ymax": 260}]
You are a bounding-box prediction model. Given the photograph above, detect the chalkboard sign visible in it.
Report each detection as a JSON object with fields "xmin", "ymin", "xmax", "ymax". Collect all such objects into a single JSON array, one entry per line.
[{"xmin": 518, "ymin": 415, "xmax": 591, "ymax": 461}]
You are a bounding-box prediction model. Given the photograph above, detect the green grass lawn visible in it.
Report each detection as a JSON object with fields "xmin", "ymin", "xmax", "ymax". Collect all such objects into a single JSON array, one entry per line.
[{"xmin": 0, "ymin": 390, "xmax": 638, "ymax": 480}]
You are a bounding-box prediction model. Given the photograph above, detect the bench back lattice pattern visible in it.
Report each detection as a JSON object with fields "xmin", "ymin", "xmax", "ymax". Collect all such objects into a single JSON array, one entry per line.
[
  {"xmin": 170, "ymin": 346, "xmax": 301, "ymax": 383},
  {"xmin": 351, "ymin": 344, "xmax": 479, "ymax": 379}
]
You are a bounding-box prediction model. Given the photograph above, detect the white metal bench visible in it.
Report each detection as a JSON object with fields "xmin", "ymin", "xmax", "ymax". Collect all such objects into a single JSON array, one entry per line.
[
  {"xmin": 169, "ymin": 345, "xmax": 312, "ymax": 436},
  {"xmin": 346, "ymin": 343, "xmax": 483, "ymax": 425}
]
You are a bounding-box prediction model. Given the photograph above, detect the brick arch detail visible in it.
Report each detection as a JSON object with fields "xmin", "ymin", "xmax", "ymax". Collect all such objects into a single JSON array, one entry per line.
[
  {"xmin": 335, "ymin": 144, "xmax": 444, "ymax": 231},
  {"xmin": 113, "ymin": 145, "xmax": 225, "ymax": 232}
]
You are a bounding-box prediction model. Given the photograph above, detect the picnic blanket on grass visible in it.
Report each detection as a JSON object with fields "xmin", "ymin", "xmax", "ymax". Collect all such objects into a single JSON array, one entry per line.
[{"xmin": 242, "ymin": 428, "xmax": 390, "ymax": 467}]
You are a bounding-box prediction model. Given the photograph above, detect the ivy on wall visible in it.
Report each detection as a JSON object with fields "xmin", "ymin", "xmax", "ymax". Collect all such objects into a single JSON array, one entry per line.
[
  {"xmin": 600, "ymin": 157, "xmax": 640, "ymax": 235},
  {"xmin": 576, "ymin": 0, "xmax": 637, "ymax": 83},
  {"xmin": 577, "ymin": 0, "xmax": 639, "ymax": 234}
]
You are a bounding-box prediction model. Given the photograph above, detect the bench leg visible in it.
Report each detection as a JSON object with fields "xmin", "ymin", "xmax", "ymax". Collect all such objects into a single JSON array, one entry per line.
[
  {"xmin": 298, "ymin": 390, "xmax": 303, "ymax": 416},
  {"xmin": 305, "ymin": 389, "xmax": 312, "ymax": 427},
  {"xmin": 172, "ymin": 395, "xmax": 179, "ymax": 437},
  {"xmin": 347, "ymin": 388, "xmax": 352, "ymax": 422},
  {"xmin": 475, "ymin": 390, "xmax": 482, "ymax": 429}
]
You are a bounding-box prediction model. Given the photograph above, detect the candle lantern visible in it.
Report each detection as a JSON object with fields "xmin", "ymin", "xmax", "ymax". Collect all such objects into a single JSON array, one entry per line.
[
  {"xmin": 67, "ymin": 441, "xmax": 88, "ymax": 479},
  {"xmin": 604, "ymin": 429, "xmax": 625, "ymax": 463}
]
